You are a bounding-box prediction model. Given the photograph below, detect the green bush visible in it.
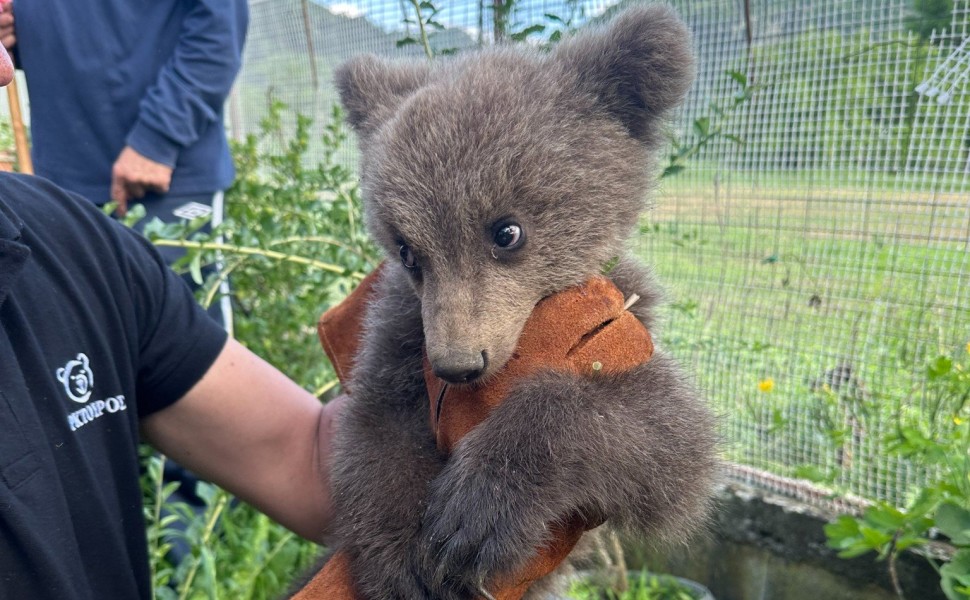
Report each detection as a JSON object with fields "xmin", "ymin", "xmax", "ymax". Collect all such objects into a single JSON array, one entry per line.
[
  {"xmin": 824, "ymin": 348, "xmax": 970, "ymax": 600},
  {"xmin": 147, "ymin": 100, "xmax": 379, "ymax": 392}
]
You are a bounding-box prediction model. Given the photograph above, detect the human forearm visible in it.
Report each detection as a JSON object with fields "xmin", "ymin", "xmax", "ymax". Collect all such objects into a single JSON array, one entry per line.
[{"xmin": 141, "ymin": 338, "xmax": 339, "ymax": 543}]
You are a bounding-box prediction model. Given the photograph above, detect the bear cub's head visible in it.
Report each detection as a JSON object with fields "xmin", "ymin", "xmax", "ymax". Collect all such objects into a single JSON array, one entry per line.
[{"xmin": 337, "ymin": 5, "xmax": 694, "ymax": 383}]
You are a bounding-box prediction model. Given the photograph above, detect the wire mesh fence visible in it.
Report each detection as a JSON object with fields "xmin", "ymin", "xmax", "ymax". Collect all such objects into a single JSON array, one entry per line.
[
  {"xmin": 647, "ymin": 0, "xmax": 970, "ymax": 509},
  {"xmin": 236, "ymin": 0, "xmax": 970, "ymax": 510}
]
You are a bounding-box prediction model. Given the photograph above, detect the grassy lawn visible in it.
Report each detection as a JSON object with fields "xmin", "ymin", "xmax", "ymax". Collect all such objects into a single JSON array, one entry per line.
[{"xmin": 638, "ymin": 174, "xmax": 970, "ymax": 504}]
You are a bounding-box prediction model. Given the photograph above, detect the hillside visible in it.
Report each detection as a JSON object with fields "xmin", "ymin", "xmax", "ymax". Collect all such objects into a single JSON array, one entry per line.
[{"xmin": 237, "ymin": 0, "xmax": 476, "ymax": 130}]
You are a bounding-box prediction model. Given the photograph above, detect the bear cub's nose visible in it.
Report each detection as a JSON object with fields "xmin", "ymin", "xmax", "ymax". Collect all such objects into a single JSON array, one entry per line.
[{"xmin": 432, "ymin": 350, "xmax": 487, "ymax": 384}]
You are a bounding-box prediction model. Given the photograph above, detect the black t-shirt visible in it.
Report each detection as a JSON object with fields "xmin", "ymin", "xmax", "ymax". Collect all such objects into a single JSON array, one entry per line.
[{"xmin": 0, "ymin": 174, "xmax": 228, "ymax": 599}]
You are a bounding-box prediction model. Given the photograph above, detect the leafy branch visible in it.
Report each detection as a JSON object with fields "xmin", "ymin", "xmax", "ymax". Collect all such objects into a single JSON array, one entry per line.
[
  {"xmin": 398, "ymin": 0, "xmax": 449, "ymax": 58},
  {"xmin": 662, "ymin": 69, "xmax": 764, "ymax": 179},
  {"xmin": 151, "ymin": 239, "xmax": 367, "ymax": 279}
]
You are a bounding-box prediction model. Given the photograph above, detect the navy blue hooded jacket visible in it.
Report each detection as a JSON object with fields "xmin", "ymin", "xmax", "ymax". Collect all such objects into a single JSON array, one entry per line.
[{"xmin": 15, "ymin": 0, "xmax": 248, "ymax": 204}]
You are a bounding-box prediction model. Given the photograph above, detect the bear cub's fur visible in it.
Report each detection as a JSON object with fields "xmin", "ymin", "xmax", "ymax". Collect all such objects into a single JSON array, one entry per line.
[{"xmin": 327, "ymin": 5, "xmax": 719, "ymax": 599}]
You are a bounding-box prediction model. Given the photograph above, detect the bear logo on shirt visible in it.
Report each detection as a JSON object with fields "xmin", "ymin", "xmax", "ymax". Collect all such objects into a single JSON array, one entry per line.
[{"xmin": 56, "ymin": 353, "xmax": 94, "ymax": 404}]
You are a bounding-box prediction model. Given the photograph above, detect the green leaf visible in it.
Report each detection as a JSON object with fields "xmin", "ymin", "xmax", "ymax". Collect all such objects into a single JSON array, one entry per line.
[
  {"xmin": 929, "ymin": 355, "xmax": 954, "ymax": 380},
  {"xmin": 600, "ymin": 256, "xmax": 621, "ymax": 275},
  {"xmin": 863, "ymin": 503, "xmax": 907, "ymax": 531},
  {"xmin": 908, "ymin": 486, "xmax": 944, "ymax": 519},
  {"xmin": 396, "ymin": 37, "xmax": 418, "ymax": 48},
  {"xmin": 858, "ymin": 524, "xmax": 893, "ymax": 549},
  {"xmin": 161, "ymin": 481, "xmax": 181, "ymax": 500},
  {"xmin": 549, "ymin": 30, "xmax": 562, "ymax": 43},
  {"xmin": 770, "ymin": 408, "xmax": 788, "ymax": 432},
  {"xmin": 886, "ymin": 426, "xmax": 947, "ymax": 461},
  {"xmin": 510, "ymin": 24, "xmax": 545, "ymax": 41},
  {"xmin": 824, "ymin": 515, "xmax": 862, "ymax": 546},
  {"xmin": 794, "ymin": 465, "xmax": 831, "ymax": 483},
  {"xmin": 199, "ymin": 545, "xmax": 218, "ymax": 597},
  {"xmin": 894, "ymin": 534, "xmax": 932, "ymax": 552},
  {"xmin": 723, "ymin": 133, "xmax": 746, "ymax": 146},
  {"xmin": 937, "ymin": 503, "xmax": 970, "ymax": 545},
  {"xmin": 941, "ymin": 549, "xmax": 970, "ymax": 600},
  {"xmin": 121, "ymin": 203, "xmax": 148, "ymax": 228},
  {"xmin": 661, "ymin": 164, "xmax": 686, "ymax": 178},
  {"xmin": 155, "ymin": 586, "xmax": 179, "ymax": 600},
  {"xmin": 693, "ymin": 117, "xmax": 711, "ymax": 137},
  {"xmin": 189, "ymin": 253, "xmax": 204, "ymax": 285},
  {"xmin": 195, "ymin": 481, "xmax": 219, "ymax": 506},
  {"xmin": 726, "ymin": 69, "xmax": 748, "ymax": 88}
]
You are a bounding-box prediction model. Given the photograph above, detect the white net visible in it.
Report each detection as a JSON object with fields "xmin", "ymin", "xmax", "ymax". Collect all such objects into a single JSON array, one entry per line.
[{"xmin": 237, "ymin": 0, "xmax": 970, "ymax": 509}]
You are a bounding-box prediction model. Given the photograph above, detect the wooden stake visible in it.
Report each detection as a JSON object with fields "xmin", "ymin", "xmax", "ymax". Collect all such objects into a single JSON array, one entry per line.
[{"xmin": 6, "ymin": 74, "xmax": 31, "ymax": 174}]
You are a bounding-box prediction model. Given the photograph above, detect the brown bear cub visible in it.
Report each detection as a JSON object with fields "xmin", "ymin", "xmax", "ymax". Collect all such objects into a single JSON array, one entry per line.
[{"xmin": 326, "ymin": 5, "xmax": 719, "ymax": 599}]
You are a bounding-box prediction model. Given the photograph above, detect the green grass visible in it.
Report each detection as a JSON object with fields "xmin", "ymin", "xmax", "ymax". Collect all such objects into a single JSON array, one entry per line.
[
  {"xmin": 567, "ymin": 572, "xmax": 706, "ymax": 600},
  {"xmin": 658, "ymin": 166, "xmax": 970, "ymax": 198},
  {"xmin": 637, "ymin": 187, "xmax": 970, "ymax": 504}
]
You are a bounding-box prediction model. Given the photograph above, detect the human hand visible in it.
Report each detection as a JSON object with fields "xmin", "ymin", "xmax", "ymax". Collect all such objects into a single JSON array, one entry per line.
[
  {"xmin": 110, "ymin": 146, "xmax": 173, "ymax": 215},
  {"xmin": 0, "ymin": 1, "xmax": 15, "ymax": 50}
]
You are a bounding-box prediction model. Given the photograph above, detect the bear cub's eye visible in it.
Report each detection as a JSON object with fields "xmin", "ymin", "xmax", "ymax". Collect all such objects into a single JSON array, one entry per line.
[
  {"xmin": 399, "ymin": 244, "xmax": 418, "ymax": 270},
  {"xmin": 494, "ymin": 223, "xmax": 524, "ymax": 249}
]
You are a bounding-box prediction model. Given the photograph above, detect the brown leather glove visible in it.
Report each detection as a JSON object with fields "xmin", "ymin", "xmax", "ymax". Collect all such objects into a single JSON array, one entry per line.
[{"xmin": 296, "ymin": 265, "xmax": 653, "ymax": 600}]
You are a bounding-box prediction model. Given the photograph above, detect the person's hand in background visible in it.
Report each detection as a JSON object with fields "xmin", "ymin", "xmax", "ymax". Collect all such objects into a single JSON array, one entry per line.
[{"xmin": 110, "ymin": 146, "xmax": 174, "ymax": 215}]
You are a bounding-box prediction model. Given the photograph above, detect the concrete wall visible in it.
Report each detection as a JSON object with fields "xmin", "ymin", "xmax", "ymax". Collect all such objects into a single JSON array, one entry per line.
[{"xmin": 623, "ymin": 484, "xmax": 946, "ymax": 600}]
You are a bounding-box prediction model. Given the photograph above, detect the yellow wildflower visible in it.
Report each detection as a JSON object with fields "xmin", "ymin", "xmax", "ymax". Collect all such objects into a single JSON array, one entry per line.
[{"xmin": 758, "ymin": 378, "xmax": 774, "ymax": 393}]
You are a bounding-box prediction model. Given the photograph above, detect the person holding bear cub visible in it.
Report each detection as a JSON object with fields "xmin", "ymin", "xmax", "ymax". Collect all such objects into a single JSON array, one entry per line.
[{"xmin": 1, "ymin": 4, "xmax": 717, "ymax": 598}]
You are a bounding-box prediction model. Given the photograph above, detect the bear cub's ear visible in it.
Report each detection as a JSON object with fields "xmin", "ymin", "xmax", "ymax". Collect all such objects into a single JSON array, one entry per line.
[
  {"xmin": 551, "ymin": 4, "xmax": 696, "ymax": 145},
  {"xmin": 334, "ymin": 55, "xmax": 431, "ymax": 138}
]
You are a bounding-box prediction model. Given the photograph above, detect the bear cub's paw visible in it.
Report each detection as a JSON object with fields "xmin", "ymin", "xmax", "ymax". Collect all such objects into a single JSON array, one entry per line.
[{"xmin": 418, "ymin": 462, "xmax": 552, "ymax": 598}]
